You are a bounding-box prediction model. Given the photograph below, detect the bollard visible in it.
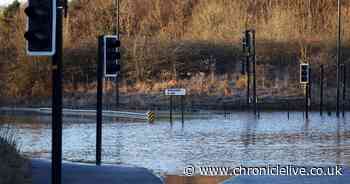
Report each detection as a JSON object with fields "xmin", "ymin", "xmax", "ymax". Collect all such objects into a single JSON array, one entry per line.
[{"xmin": 147, "ymin": 111, "xmax": 156, "ymax": 123}]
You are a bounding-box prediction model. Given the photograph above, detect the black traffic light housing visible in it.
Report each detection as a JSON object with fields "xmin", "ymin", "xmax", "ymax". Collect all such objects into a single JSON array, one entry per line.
[
  {"xmin": 24, "ymin": 0, "xmax": 56, "ymax": 56},
  {"xmin": 103, "ymin": 35, "xmax": 121, "ymax": 77},
  {"xmin": 300, "ymin": 63, "xmax": 309, "ymax": 84}
]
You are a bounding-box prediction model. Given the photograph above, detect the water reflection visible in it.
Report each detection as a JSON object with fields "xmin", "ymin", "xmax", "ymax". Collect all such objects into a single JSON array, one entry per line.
[
  {"xmin": 241, "ymin": 115, "xmax": 258, "ymax": 147},
  {"xmin": 0, "ymin": 111, "xmax": 349, "ymax": 175},
  {"xmin": 336, "ymin": 118, "xmax": 341, "ymax": 165}
]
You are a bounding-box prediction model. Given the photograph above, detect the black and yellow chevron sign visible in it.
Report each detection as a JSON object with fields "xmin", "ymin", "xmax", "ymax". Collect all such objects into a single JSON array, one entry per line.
[{"xmin": 147, "ymin": 111, "xmax": 156, "ymax": 123}]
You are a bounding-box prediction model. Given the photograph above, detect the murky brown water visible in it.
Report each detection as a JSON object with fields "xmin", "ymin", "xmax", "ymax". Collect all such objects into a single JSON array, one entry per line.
[{"xmin": 0, "ymin": 111, "xmax": 350, "ymax": 177}]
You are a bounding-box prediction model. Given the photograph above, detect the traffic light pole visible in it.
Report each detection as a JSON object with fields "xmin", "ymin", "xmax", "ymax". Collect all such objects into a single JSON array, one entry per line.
[
  {"xmin": 305, "ymin": 84, "xmax": 309, "ymax": 119},
  {"xmin": 309, "ymin": 67, "xmax": 312, "ymax": 112},
  {"xmin": 52, "ymin": 1, "xmax": 63, "ymax": 184},
  {"xmin": 342, "ymin": 65, "xmax": 346, "ymax": 117},
  {"xmin": 336, "ymin": 0, "xmax": 342, "ymax": 117},
  {"xmin": 320, "ymin": 65, "xmax": 324, "ymax": 116},
  {"xmin": 252, "ymin": 30, "xmax": 257, "ymax": 116},
  {"xmin": 246, "ymin": 50, "xmax": 250, "ymax": 106},
  {"xmin": 114, "ymin": 0, "xmax": 120, "ymax": 109},
  {"xmin": 96, "ymin": 36, "xmax": 104, "ymax": 166}
]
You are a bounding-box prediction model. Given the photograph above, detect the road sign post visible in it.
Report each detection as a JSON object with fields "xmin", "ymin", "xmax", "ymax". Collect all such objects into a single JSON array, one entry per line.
[
  {"xmin": 170, "ymin": 96, "xmax": 173, "ymax": 124},
  {"xmin": 165, "ymin": 88, "xmax": 186, "ymax": 124},
  {"xmin": 165, "ymin": 88, "xmax": 186, "ymax": 96},
  {"xmin": 181, "ymin": 96, "xmax": 184, "ymax": 126}
]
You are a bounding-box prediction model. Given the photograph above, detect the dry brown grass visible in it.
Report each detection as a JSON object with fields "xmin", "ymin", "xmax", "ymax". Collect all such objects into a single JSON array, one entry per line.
[
  {"xmin": 1, "ymin": 0, "xmax": 350, "ymax": 100},
  {"xmin": 0, "ymin": 127, "xmax": 31, "ymax": 184},
  {"xmin": 235, "ymin": 75, "xmax": 247, "ymax": 90}
]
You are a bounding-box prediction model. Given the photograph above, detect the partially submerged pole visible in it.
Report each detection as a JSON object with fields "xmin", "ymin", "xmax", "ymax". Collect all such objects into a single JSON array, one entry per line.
[
  {"xmin": 336, "ymin": 0, "xmax": 342, "ymax": 117},
  {"xmin": 252, "ymin": 30, "xmax": 257, "ymax": 116},
  {"xmin": 96, "ymin": 36, "xmax": 104, "ymax": 166},
  {"xmin": 309, "ymin": 66, "xmax": 312, "ymax": 112},
  {"xmin": 320, "ymin": 65, "xmax": 324, "ymax": 116},
  {"xmin": 287, "ymin": 101, "xmax": 290, "ymax": 120},
  {"xmin": 342, "ymin": 64, "xmax": 346, "ymax": 117},
  {"xmin": 52, "ymin": 1, "xmax": 63, "ymax": 182},
  {"xmin": 305, "ymin": 85, "xmax": 309, "ymax": 120},
  {"xmin": 170, "ymin": 96, "xmax": 173, "ymax": 124}
]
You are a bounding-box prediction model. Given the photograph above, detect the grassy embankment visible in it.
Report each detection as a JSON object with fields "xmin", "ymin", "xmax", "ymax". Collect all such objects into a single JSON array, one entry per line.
[
  {"xmin": 0, "ymin": 127, "xmax": 31, "ymax": 184},
  {"xmin": 0, "ymin": 0, "xmax": 350, "ymax": 109}
]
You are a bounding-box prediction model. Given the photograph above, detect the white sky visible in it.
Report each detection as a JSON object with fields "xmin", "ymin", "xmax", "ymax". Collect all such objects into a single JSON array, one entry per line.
[{"xmin": 0, "ymin": 0, "xmax": 25, "ymax": 7}]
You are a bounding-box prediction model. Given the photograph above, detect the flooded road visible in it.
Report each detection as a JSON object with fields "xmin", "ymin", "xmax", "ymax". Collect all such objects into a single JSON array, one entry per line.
[{"xmin": 0, "ymin": 111, "xmax": 349, "ymax": 175}]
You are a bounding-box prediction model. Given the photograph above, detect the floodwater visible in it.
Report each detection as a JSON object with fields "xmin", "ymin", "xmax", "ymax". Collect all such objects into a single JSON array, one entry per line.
[{"xmin": 0, "ymin": 111, "xmax": 350, "ymax": 176}]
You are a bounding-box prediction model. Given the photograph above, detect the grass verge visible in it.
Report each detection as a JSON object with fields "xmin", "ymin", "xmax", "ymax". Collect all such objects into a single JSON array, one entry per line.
[{"xmin": 0, "ymin": 126, "xmax": 31, "ymax": 184}]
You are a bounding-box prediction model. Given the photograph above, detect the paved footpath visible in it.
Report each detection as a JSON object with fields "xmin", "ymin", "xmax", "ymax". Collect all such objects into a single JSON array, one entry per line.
[{"xmin": 31, "ymin": 159, "xmax": 163, "ymax": 184}]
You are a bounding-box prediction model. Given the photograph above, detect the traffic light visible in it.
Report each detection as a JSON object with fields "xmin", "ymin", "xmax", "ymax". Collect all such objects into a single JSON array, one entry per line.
[
  {"xmin": 300, "ymin": 63, "xmax": 309, "ymax": 84},
  {"xmin": 104, "ymin": 35, "xmax": 121, "ymax": 77},
  {"xmin": 24, "ymin": 0, "xmax": 56, "ymax": 56}
]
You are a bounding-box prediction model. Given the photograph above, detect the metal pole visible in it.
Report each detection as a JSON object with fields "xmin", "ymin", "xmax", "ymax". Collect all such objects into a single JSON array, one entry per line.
[
  {"xmin": 252, "ymin": 30, "xmax": 257, "ymax": 116},
  {"xmin": 336, "ymin": 0, "xmax": 342, "ymax": 117},
  {"xmin": 320, "ymin": 65, "xmax": 324, "ymax": 116},
  {"xmin": 181, "ymin": 96, "xmax": 184, "ymax": 125},
  {"xmin": 52, "ymin": 1, "xmax": 63, "ymax": 183},
  {"xmin": 117, "ymin": 0, "xmax": 120, "ymax": 37},
  {"xmin": 223, "ymin": 103, "xmax": 227, "ymax": 118},
  {"xmin": 342, "ymin": 65, "xmax": 346, "ymax": 117},
  {"xmin": 170, "ymin": 96, "xmax": 173, "ymax": 124},
  {"xmin": 247, "ymin": 54, "xmax": 250, "ymax": 106},
  {"xmin": 309, "ymin": 66, "xmax": 312, "ymax": 112},
  {"xmin": 287, "ymin": 101, "xmax": 290, "ymax": 120},
  {"xmin": 96, "ymin": 36, "xmax": 104, "ymax": 166},
  {"xmin": 305, "ymin": 85, "xmax": 309, "ymax": 119},
  {"xmin": 114, "ymin": 0, "xmax": 120, "ymax": 108},
  {"xmin": 116, "ymin": 80, "xmax": 119, "ymax": 109},
  {"xmin": 245, "ymin": 31, "xmax": 250, "ymax": 106},
  {"xmin": 257, "ymin": 99, "xmax": 260, "ymax": 119},
  {"xmin": 113, "ymin": 0, "xmax": 117, "ymax": 34}
]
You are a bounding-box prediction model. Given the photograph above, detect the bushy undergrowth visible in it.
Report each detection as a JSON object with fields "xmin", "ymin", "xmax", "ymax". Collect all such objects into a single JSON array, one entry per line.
[{"xmin": 0, "ymin": 0, "xmax": 350, "ymax": 100}]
